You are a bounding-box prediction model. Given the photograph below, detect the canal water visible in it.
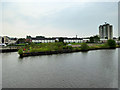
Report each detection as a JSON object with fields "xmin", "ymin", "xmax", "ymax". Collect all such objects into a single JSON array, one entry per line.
[{"xmin": 2, "ymin": 49, "xmax": 118, "ymax": 88}]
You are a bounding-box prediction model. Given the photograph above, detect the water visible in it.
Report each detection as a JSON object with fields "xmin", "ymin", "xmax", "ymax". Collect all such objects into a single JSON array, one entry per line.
[{"xmin": 2, "ymin": 49, "xmax": 118, "ymax": 88}]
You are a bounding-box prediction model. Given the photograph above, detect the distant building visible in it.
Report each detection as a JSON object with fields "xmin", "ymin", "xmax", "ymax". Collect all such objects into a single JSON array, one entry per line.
[
  {"xmin": 99, "ymin": 22, "xmax": 113, "ymax": 39},
  {"xmin": 0, "ymin": 36, "xmax": 17, "ymax": 45},
  {"xmin": 100, "ymin": 38, "xmax": 108, "ymax": 43},
  {"xmin": 1, "ymin": 36, "xmax": 10, "ymax": 44},
  {"xmin": 82, "ymin": 39, "xmax": 90, "ymax": 43},
  {"xmin": 26, "ymin": 35, "xmax": 88, "ymax": 43},
  {"xmin": 26, "ymin": 35, "xmax": 55, "ymax": 43},
  {"xmin": 0, "ymin": 36, "xmax": 2, "ymax": 44}
]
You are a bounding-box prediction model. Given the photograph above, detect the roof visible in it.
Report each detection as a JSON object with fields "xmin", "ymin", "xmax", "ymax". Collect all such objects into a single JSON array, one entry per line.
[{"xmin": 31, "ymin": 37, "xmax": 83, "ymax": 40}]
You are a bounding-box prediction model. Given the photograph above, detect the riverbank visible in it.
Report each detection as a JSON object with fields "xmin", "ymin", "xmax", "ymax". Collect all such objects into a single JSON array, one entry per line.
[
  {"xmin": 19, "ymin": 47, "xmax": 120, "ymax": 57},
  {"xmin": 0, "ymin": 47, "xmax": 19, "ymax": 53},
  {"xmin": 17, "ymin": 39, "xmax": 120, "ymax": 57},
  {"xmin": 0, "ymin": 49, "xmax": 18, "ymax": 53}
]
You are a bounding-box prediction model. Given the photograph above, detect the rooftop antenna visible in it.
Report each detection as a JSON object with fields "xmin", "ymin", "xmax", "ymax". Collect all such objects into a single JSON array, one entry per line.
[{"xmin": 76, "ymin": 35, "xmax": 77, "ymax": 38}]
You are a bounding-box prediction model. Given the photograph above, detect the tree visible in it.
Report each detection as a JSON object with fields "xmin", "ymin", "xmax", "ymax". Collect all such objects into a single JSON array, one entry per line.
[
  {"xmin": 59, "ymin": 38, "xmax": 64, "ymax": 42},
  {"xmin": 118, "ymin": 36, "xmax": 120, "ymax": 40},
  {"xmin": 90, "ymin": 37, "xmax": 94, "ymax": 43},
  {"xmin": 16, "ymin": 38, "xmax": 26, "ymax": 44},
  {"xmin": 107, "ymin": 39, "xmax": 116, "ymax": 48},
  {"xmin": 94, "ymin": 35, "xmax": 100, "ymax": 43},
  {"xmin": 18, "ymin": 49, "xmax": 23, "ymax": 55},
  {"xmin": 81, "ymin": 43, "xmax": 89, "ymax": 51},
  {"xmin": 89, "ymin": 35, "xmax": 100, "ymax": 43}
]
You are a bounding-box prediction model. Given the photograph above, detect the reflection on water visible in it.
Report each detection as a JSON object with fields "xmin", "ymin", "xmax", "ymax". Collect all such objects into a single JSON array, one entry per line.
[{"xmin": 2, "ymin": 49, "xmax": 118, "ymax": 88}]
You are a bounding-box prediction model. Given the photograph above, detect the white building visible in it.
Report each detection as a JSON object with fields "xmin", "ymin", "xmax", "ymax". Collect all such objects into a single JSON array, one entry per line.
[
  {"xmin": 0, "ymin": 36, "xmax": 2, "ymax": 44},
  {"xmin": 100, "ymin": 39, "xmax": 108, "ymax": 43},
  {"xmin": 31, "ymin": 39, "xmax": 55, "ymax": 43},
  {"xmin": 0, "ymin": 36, "xmax": 17, "ymax": 45},
  {"xmin": 99, "ymin": 22, "xmax": 113, "ymax": 39}
]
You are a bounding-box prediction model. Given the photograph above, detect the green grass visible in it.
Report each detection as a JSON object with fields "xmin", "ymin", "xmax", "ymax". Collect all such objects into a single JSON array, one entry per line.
[
  {"xmin": 16, "ymin": 43, "xmax": 26, "ymax": 46},
  {"xmin": 19, "ymin": 42, "xmax": 65, "ymax": 53},
  {"xmin": 18, "ymin": 41, "xmax": 118, "ymax": 55}
]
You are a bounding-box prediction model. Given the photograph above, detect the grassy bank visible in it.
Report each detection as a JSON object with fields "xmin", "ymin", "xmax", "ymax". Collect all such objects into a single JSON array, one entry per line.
[
  {"xmin": 18, "ymin": 39, "xmax": 120, "ymax": 57},
  {"xmin": 18, "ymin": 42, "xmax": 74, "ymax": 54}
]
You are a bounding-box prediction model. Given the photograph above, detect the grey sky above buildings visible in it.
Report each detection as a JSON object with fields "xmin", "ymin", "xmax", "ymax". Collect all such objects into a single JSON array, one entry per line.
[{"xmin": 0, "ymin": 0, "xmax": 118, "ymax": 38}]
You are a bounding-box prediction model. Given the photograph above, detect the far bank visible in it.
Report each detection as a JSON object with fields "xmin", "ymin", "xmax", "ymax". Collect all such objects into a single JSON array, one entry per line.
[{"xmin": 18, "ymin": 39, "xmax": 120, "ymax": 57}]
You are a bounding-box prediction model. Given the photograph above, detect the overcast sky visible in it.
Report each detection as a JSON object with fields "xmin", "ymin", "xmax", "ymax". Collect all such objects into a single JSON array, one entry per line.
[{"xmin": 0, "ymin": 0, "xmax": 118, "ymax": 38}]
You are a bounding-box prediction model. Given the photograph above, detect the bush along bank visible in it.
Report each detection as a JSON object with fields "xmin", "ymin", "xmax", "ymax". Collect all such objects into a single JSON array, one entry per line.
[
  {"xmin": 18, "ymin": 40, "xmax": 120, "ymax": 57},
  {"xmin": 18, "ymin": 42, "xmax": 81, "ymax": 57}
]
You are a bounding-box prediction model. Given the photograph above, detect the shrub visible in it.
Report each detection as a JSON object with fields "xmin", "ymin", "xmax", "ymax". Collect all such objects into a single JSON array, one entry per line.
[
  {"xmin": 63, "ymin": 46, "xmax": 68, "ymax": 49},
  {"xmin": 73, "ymin": 47, "xmax": 81, "ymax": 51},
  {"xmin": 30, "ymin": 42, "xmax": 36, "ymax": 47},
  {"xmin": 81, "ymin": 43, "xmax": 89, "ymax": 51},
  {"xmin": 18, "ymin": 49, "xmax": 23, "ymax": 55},
  {"xmin": 29, "ymin": 47, "xmax": 32, "ymax": 50},
  {"xmin": 116, "ymin": 45, "xmax": 119, "ymax": 48},
  {"xmin": 55, "ymin": 42, "xmax": 64, "ymax": 47},
  {"xmin": 100, "ymin": 43, "xmax": 109, "ymax": 48},
  {"xmin": 24, "ymin": 49, "xmax": 29, "ymax": 53},
  {"xmin": 67, "ymin": 46, "xmax": 73, "ymax": 50},
  {"xmin": 107, "ymin": 39, "xmax": 116, "ymax": 48}
]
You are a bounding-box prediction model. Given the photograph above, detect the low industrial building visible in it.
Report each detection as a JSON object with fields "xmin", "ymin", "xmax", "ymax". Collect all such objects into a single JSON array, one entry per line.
[{"xmin": 26, "ymin": 36, "xmax": 90, "ymax": 43}]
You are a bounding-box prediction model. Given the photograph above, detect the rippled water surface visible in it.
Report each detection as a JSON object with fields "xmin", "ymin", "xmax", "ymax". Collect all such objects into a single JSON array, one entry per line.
[{"xmin": 2, "ymin": 49, "xmax": 118, "ymax": 88}]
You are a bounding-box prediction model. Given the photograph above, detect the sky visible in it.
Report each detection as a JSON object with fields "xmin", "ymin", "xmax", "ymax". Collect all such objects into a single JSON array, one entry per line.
[{"xmin": 0, "ymin": 0, "xmax": 119, "ymax": 38}]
